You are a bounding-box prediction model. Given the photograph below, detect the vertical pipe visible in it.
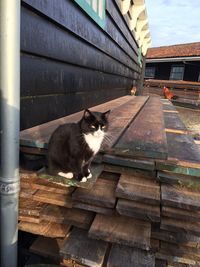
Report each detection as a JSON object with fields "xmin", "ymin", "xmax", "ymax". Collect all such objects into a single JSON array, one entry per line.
[{"xmin": 0, "ymin": 1, "xmax": 20, "ymax": 267}]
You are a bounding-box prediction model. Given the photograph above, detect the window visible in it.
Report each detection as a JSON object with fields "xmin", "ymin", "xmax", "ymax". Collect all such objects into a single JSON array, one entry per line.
[
  {"xmin": 145, "ymin": 67, "xmax": 156, "ymax": 79},
  {"xmin": 75, "ymin": 0, "xmax": 106, "ymax": 29},
  {"xmin": 170, "ymin": 66, "xmax": 184, "ymax": 80}
]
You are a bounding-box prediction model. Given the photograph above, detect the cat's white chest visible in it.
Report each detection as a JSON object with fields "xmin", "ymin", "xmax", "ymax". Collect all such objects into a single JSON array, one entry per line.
[{"xmin": 84, "ymin": 132, "xmax": 104, "ymax": 154}]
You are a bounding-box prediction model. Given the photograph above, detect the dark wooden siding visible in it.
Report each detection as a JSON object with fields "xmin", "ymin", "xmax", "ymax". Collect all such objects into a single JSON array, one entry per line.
[
  {"xmin": 21, "ymin": 0, "xmax": 140, "ymax": 129},
  {"xmin": 146, "ymin": 61, "xmax": 200, "ymax": 82}
]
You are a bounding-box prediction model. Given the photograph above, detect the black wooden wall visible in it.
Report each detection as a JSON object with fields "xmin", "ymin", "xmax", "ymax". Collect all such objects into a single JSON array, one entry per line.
[{"xmin": 20, "ymin": 0, "xmax": 140, "ymax": 130}]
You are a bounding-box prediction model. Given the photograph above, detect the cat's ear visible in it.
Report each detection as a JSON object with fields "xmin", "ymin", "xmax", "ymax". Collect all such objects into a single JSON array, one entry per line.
[
  {"xmin": 83, "ymin": 109, "xmax": 92, "ymax": 119},
  {"xmin": 103, "ymin": 110, "xmax": 111, "ymax": 120}
]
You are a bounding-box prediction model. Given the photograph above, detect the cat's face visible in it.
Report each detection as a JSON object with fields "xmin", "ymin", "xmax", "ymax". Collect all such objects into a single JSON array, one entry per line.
[{"xmin": 81, "ymin": 109, "xmax": 110, "ymax": 137}]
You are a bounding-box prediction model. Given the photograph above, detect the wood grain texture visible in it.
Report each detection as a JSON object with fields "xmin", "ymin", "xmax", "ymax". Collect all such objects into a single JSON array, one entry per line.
[
  {"xmin": 72, "ymin": 201, "xmax": 115, "ymax": 216},
  {"xmin": 117, "ymin": 199, "xmax": 160, "ymax": 222},
  {"xmin": 103, "ymin": 154, "xmax": 155, "ymax": 171},
  {"xmin": 30, "ymin": 236, "xmax": 64, "ymax": 261},
  {"xmin": 89, "ymin": 214, "xmax": 151, "ymax": 250},
  {"xmin": 161, "ymin": 185, "xmax": 200, "ymax": 210},
  {"xmin": 60, "ymin": 228, "xmax": 108, "ymax": 267},
  {"xmin": 19, "ymin": 198, "xmax": 46, "ymax": 217},
  {"xmin": 162, "ymin": 206, "xmax": 200, "ymax": 222},
  {"xmin": 114, "ymin": 97, "xmax": 168, "ymax": 159},
  {"xmin": 116, "ymin": 172, "xmax": 160, "ymax": 205},
  {"xmin": 32, "ymin": 190, "xmax": 73, "ymax": 208},
  {"xmin": 18, "ymin": 221, "xmax": 71, "ymax": 238},
  {"xmin": 161, "ymin": 217, "xmax": 200, "ymax": 237},
  {"xmin": 72, "ymin": 178, "xmax": 117, "ymax": 208},
  {"xmin": 107, "ymin": 244, "xmax": 155, "ymax": 267},
  {"xmin": 40, "ymin": 205, "xmax": 95, "ymax": 229}
]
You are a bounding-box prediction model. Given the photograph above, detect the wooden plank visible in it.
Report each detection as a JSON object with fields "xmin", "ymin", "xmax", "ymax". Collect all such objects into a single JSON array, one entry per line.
[
  {"xmin": 89, "ymin": 214, "xmax": 151, "ymax": 250},
  {"xmin": 18, "ymin": 214, "xmax": 40, "ymax": 224},
  {"xmin": 157, "ymin": 171, "xmax": 200, "ymax": 189},
  {"xmin": 18, "ymin": 221, "xmax": 71, "ymax": 238},
  {"xmin": 163, "ymin": 112, "xmax": 187, "ymax": 131},
  {"xmin": 72, "ymin": 201, "xmax": 115, "ymax": 215},
  {"xmin": 104, "ymin": 163, "xmax": 156, "ymax": 176},
  {"xmin": 107, "ymin": 244, "xmax": 155, "ymax": 267},
  {"xmin": 40, "ymin": 205, "xmax": 95, "ymax": 229},
  {"xmin": 161, "ymin": 217, "xmax": 200, "ymax": 237},
  {"xmin": 60, "ymin": 228, "xmax": 108, "ymax": 267},
  {"xmin": 19, "ymin": 198, "xmax": 46, "ymax": 217},
  {"xmin": 20, "ymin": 169, "xmax": 74, "ymax": 194},
  {"xmin": 162, "ymin": 206, "xmax": 200, "ymax": 222},
  {"xmin": 32, "ymin": 190, "xmax": 73, "ymax": 208},
  {"xmin": 156, "ymin": 158, "xmax": 200, "ymax": 177},
  {"xmin": 20, "ymin": 95, "xmax": 132, "ymax": 148},
  {"xmin": 161, "ymin": 185, "xmax": 200, "ymax": 210},
  {"xmin": 72, "ymin": 178, "xmax": 117, "ymax": 208},
  {"xmin": 30, "ymin": 236, "xmax": 64, "ymax": 261},
  {"xmin": 151, "ymin": 226, "xmax": 200, "ymax": 248},
  {"xmin": 103, "ymin": 154, "xmax": 155, "ymax": 171},
  {"xmin": 19, "ymin": 188, "xmax": 37, "ymax": 198},
  {"xmin": 114, "ymin": 97, "xmax": 168, "ymax": 159},
  {"xmin": 98, "ymin": 171, "xmax": 120, "ymax": 181},
  {"xmin": 156, "ymin": 251, "xmax": 199, "ymax": 266},
  {"xmin": 116, "ymin": 172, "xmax": 160, "ymax": 205},
  {"xmin": 160, "ymin": 242, "xmax": 200, "ymax": 262},
  {"xmin": 117, "ymin": 199, "xmax": 160, "ymax": 222},
  {"xmin": 61, "ymin": 259, "xmax": 86, "ymax": 267},
  {"xmin": 102, "ymin": 96, "xmax": 149, "ymax": 150},
  {"xmin": 37, "ymin": 164, "xmax": 103, "ymax": 189}
]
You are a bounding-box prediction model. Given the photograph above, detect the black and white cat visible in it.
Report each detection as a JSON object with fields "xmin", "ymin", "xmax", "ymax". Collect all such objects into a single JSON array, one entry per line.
[{"xmin": 47, "ymin": 109, "xmax": 110, "ymax": 182}]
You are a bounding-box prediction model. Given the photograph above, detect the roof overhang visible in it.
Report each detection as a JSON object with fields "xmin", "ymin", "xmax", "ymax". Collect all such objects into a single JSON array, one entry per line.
[
  {"xmin": 146, "ymin": 56, "xmax": 200, "ymax": 63},
  {"xmin": 118, "ymin": 0, "xmax": 151, "ymax": 56}
]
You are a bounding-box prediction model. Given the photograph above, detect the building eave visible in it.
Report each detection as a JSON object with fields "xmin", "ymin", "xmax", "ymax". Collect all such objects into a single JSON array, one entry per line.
[{"xmin": 146, "ymin": 56, "xmax": 200, "ymax": 63}]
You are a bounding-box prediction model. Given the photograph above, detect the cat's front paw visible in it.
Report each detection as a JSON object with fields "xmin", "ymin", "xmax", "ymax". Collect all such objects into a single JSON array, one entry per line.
[
  {"xmin": 58, "ymin": 172, "xmax": 73, "ymax": 179},
  {"xmin": 85, "ymin": 169, "xmax": 92, "ymax": 179},
  {"xmin": 80, "ymin": 177, "xmax": 87, "ymax": 183}
]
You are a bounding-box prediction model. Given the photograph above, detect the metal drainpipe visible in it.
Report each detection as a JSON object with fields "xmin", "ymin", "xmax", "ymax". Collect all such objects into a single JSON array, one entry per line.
[{"xmin": 0, "ymin": 1, "xmax": 20, "ymax": 267}]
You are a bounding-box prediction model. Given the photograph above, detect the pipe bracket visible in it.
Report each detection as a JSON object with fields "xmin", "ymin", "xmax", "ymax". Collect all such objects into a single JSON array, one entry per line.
[{"xmin": 0, "ymin": 179, "xmax": 20, "ymax": 195}]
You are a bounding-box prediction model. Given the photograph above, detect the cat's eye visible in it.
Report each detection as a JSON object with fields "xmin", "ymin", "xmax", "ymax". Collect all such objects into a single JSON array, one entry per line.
[
  {"xmin": 91, "ymin": 125, "xmax": 96, "ymax": 129},
  {"xmin": 102, "ymin": 125, "xmax": 106, "ymax": 129}
]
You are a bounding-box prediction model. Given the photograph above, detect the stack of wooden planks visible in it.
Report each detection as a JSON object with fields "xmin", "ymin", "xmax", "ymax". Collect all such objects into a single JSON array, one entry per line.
[
  {"xmin": 19, "ymin": 95, "xmax": 200, "ymax": 267},
  {"xmin": 143, "ymin": 79, "xmax": 200, "ymax": 108}
]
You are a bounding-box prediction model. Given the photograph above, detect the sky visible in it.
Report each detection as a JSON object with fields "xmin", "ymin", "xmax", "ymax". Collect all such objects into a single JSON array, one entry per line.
[{"xmin": 145, "ymin": 0, "xmax": 200, "ymax": 47}]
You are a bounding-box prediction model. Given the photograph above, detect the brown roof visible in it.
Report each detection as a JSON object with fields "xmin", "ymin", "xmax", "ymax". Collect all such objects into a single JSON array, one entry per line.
[{"xmin": 147, "ymin": 42, "xmax": 200, "ymax": 59}]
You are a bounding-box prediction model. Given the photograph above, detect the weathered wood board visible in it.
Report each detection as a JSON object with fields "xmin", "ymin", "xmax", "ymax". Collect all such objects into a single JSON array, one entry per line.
[
  {"xmin": 160, "ymin": 241, "xmax": 200, "ymax": 262},
  {"xmin": 72, "ymin": 178, "xmax": 117, "ymax": 208},
  {"xmin": 72, "ymin": 201, "xmax": 115, "ymax": 215},
  {"xmin": 116, "ymin": 173, "xmax": 160, "ymax": 205},
  {"xmin": 151, "ymin": 226, "xmax": 200, "ymax": 248},
  {"xmin": 32, "ymin": 190, "xmax": 73, "ymax": 208},
  {"xmin": 18, "ymin": 221, "xmax": 71, "ymax": 238},
  {"xmin": 20, "ymin": 169, "xmax": 75, "ymax": 194},
  {"xmin": 117, "ymin": 199, "xmax": 160, "ymax": 222},
  {"xmin": 19, "ymin": 198, "xmax": 46, "ymax": 217},
  {"xmin": 18, "ymin": 214, "xmax": 40, "ymax": 224},
  {"xmin": 161, "ymin": 217, "xmax": 200, "ymax": 237},
  {"xmin": 60, "ymin": 228, "xmax": 108, "ymax": 267},
  {"xmin": 162, "ymin": 206, "xmax": 200, "ymax": 222},
  {"xmin": 114, "ymin": 97, "xmax": 168, "ymax": 159},
  {"xmin": 103, "ymin": 154, "xmax": 155, "ymax": 171},
  {"xmin": 30, "ymin": 236, "xmax": 64, "ymax": 261},
  {"xmin": 20, "ymin": 95, "xmax": 133, "ymax": 148},
  {"xmin": 161, "ymin": 185, "xmax": 200, "ymax": 210},
  {"xmin": 163, "ymin": 110, "xmax": 187, "ymax": 132},
  {"xmin": 40, "ymin": 204, "xmax": 95, "ymax": 229},
  {"xmin": 37, "ymin": 164, "xmax": 103, "ymax": 189},
  {"xmin": 107, "ymin": 244, "xmax": 155, "ymax": 267},
  {"xmin": 157, "ymin": 171, "xmax": 200, "ymax": 189},
  {"xmin": 89, "ymin": 214, "xmax": 151, "ymax": 250}
]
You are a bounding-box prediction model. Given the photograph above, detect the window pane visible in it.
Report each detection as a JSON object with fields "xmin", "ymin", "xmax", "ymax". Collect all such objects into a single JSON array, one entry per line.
[
  {"xmin": 170, "ymin": 66, "xmax": 184, "ymax": 80},
  {"xmin": 145, "ymin": 67, "xmax": 155, "ymax": 78}
]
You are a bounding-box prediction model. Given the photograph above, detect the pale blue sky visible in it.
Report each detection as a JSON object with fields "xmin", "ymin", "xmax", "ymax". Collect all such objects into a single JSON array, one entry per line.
[{"xmin": 145, "ymin": 0, "xmax": 200, "ymax": 47}]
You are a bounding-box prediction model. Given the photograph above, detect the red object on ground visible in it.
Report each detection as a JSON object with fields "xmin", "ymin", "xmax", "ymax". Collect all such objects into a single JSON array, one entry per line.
[{"xmin": 163, "ymin": 86, "xmax": 174, "ymax": 100}]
